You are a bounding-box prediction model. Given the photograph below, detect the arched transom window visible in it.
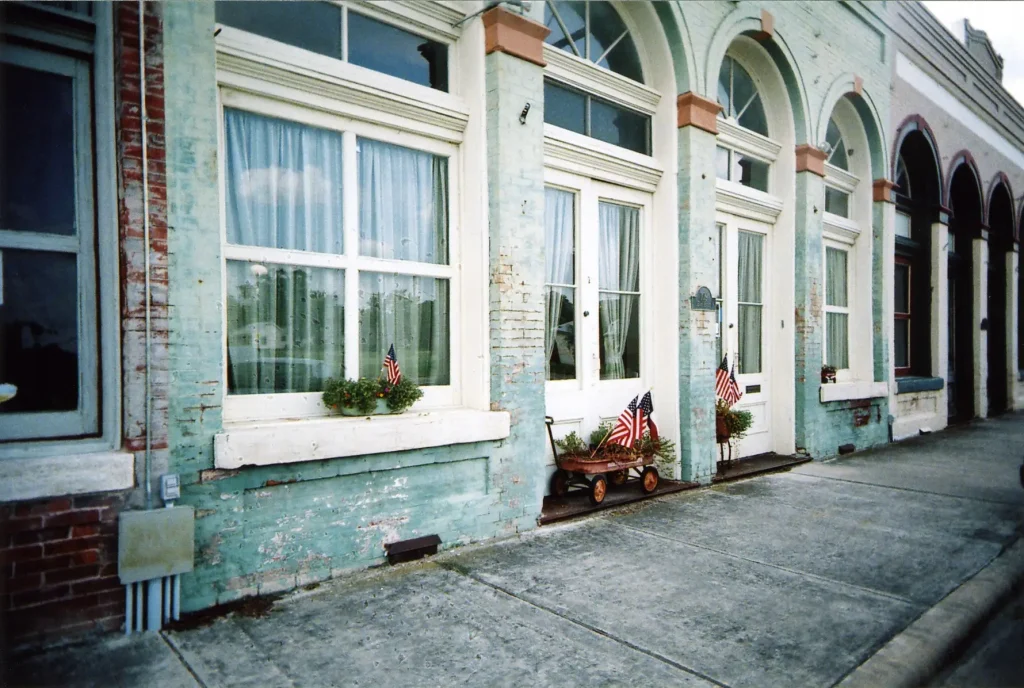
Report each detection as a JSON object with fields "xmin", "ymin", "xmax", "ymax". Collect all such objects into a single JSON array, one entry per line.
[
  {"xmin": 717, "ymin": 55, "xmax": 767, "ymax": 136},
  {"xmin": 544, "ymin": 0, "xmax": 643, "ymax": 83},
  {"xmin": 825, "ymin": 117, "xmax": 848, "ymax": 170}
]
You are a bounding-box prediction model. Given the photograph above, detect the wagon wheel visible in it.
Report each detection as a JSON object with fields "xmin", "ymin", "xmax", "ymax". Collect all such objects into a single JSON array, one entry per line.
[
  {"xmin": 550, "ymin": 469, "xmax": 570, "ymax": 498},
  {"xmin": 608, "ymin": 470, "xmax": 627, "ymax": 486},
  {"xmin": 640, "ymin": 467, "xmax": 659, "ymax": 494},
  {"xmin": 589, "ymin": 474, "xmax": 608, "ymax": 505}
]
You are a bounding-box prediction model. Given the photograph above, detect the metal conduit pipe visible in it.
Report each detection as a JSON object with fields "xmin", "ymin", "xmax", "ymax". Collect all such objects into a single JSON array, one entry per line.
[{"xmin": 138, "ymin": 0, "xmax": 154, "ymax": 510}]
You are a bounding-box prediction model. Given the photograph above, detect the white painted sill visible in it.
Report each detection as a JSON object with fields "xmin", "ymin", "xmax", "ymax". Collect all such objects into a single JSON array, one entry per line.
[
  {"xmin": 819, "ymin": 381, "xmax": 889, "ymax": 403},
  {"xmin": 214, "ymin": 408, "xmax": 511, "ymax": 470},
  {"xmin": 0, "ymin": 451, "xmax": 135, "ymax": 503}
]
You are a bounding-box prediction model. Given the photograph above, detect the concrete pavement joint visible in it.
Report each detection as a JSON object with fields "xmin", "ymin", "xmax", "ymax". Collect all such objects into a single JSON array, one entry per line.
[
  {"xmin": 834, "ymin": 537, "xmax": 1024, "ymax": 688},
  {"xmin": 793, "ymin": 471, "xmax": 1024, "ymax": 506},
  {"xmin": 606, "ymin": 521, "xmax": 922, "ymax": 607},
  {"xmin": 159, "ymin": 633, "xmax": 208, "ymax": 688},
  {"xmin": 438, "ymin": 562, "xmax": 731, "ymax": 688}
]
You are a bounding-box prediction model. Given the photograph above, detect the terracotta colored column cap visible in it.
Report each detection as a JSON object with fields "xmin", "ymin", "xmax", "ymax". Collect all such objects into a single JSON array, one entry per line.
[
  {"xmin": 795, "ymin": 144, "xmax": 828, "ymax": 177},
  {"xmin": 677, "ymin": 92, "xmax": 722, "ymax": 134},
  {"xmin": 872, "ymin": 179, "xmax": 896, "ymax": 203},
  {"xmin": 483, "ymin": 6, "xmax": 550, "ymax": 67}
]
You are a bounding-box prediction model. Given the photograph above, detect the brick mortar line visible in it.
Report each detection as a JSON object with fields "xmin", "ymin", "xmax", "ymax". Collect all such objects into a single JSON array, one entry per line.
[
  {"xmin": 440, "ymin": 563, "xmax": 730, "ymax": 688},
  {"xmin": 607, "ymin": 521, "xmax": 922, "ymax": 607}
]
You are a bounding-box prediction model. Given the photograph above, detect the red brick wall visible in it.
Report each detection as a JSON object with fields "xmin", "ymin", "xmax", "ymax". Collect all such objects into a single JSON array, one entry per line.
[
  {"xmin": 0, "ymin": 2, "xmax": 168, "ymax": 651},
  {"xmin": 0, "ymin": 496, "xmax": 125, "ymax": 648}
]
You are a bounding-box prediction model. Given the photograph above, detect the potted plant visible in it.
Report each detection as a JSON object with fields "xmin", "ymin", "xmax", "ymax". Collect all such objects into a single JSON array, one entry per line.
[
  {"xmin": 715, "ymin": 399, "xmax": 753, "ymax": 444},
  {"xmin": 821, "ymin": 364, "xmax": 837, "ymax": 384},
  {"xmin": 322, "ymin": 376, "xmax": 423, "ymax": 416},
  {"xmin": 554, "ymin": 431, "xmax": 589, "ymax": 459}
]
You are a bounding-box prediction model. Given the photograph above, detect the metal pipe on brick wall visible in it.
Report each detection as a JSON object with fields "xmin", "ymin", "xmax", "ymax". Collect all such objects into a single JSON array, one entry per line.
[{"xmin": 138, "ymin": 0, "xmax": 154, "ymax": 510}]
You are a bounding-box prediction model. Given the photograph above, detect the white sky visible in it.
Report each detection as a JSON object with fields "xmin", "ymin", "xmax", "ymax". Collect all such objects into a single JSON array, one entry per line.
[{"xmin": 921, "ymin": 1, "xmax": 1024, "ymax": 107}]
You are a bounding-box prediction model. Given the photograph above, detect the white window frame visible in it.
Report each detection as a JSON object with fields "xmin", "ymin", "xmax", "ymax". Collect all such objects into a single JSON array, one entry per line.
[
  {"xmin": 1, "ymin": 3, "xmax": 129, "ymax": 496},
  {"xmin": 823, "ymin": 244, "xmax": 851, "ymax": 372}
]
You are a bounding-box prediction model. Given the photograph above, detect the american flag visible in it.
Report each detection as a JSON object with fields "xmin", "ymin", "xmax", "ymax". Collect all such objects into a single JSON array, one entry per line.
[
  {"xmin": 383, "ymin": 344, "xmax": 401, "ymax": 385},
  {"xmin": 607, "ymin": 394, "xmax": 648, "ymax": 449},
  {"xmin": 722, "ymin": 363, "xmax": 743, "ymax": 406},
  {"xmin": 715, "ymin": 355, "xmax": 730, "ymax": 400},
  {"xmin": 639, "ymin": 391, "xmax": 658, "ymax": 441}
]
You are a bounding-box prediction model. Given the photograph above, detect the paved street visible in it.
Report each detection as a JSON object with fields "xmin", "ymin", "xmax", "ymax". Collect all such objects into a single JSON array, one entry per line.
[
  {"xmin": 8, "ymin": 414, "xmax": 1024, "ymax": 687},
  {"xmin": 930, "ymin": 585, "xmax": 1024, "ymax": 687}
]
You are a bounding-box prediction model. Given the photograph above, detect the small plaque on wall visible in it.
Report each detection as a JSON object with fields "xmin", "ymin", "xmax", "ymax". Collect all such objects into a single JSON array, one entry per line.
[{"xmin": 690, "ymin": 286, "xmax": 716, "ymax": 311}]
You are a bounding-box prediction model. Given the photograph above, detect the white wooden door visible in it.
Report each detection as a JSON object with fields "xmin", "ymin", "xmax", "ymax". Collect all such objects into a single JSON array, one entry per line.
[
  {"xmin": 717, "ymin": 213, "xmax": 772, "ymax": 457},
  {"xmin": 544, "ymin": 169, "xmax": 651, "ymax": 455}
]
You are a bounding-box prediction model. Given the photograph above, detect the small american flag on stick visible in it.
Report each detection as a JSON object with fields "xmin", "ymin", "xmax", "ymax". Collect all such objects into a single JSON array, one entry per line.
[
  {"xmin": 715, "ymin": 355, "xmax": 730, "ymax": 401},
  {"xmin": 607, "ymin": 394, "xmax": 648, "ymax": 449},
  {"xmin": 722, "ymin": 363, "xmax": 743, "ymax": 406},
  {"xmin": 383, "ymin": 344, "xmax": 401, "ymax": 385}
]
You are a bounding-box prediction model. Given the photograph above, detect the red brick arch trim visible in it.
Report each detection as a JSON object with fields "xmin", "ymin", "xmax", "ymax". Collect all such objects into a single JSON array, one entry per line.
[
  {"xmin": 945, "ymin": 150, "xmax": 984, "ymax": 215},
  {"xmin": 891, "ymin": 114, "xmax": 942, "ymax": 201},
  {"xmin": 986, "ymin": 172, "xmax": 1017, "ymax": 243}
]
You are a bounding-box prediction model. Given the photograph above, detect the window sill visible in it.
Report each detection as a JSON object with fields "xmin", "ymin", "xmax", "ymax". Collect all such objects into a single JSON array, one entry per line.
[
  {"xmin": 0, "ymin": 451, "xmax": 135, "ymax": 503},
  {"xmin": 896, "ymin": 376, "xmax": 944, "ymax": 395},
  {"xmin": 214, "ymin": 408, "xmax": 511, "ymax": 470},
  {"xmin": 819, "ymin": 381, "xmax": 888, "ymax": 403}
]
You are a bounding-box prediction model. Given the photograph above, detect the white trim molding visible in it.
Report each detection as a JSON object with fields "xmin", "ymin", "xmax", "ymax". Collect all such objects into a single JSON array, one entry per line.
[
  {"xmin": 543, "ymin": 124, "xmax": 663, "ymax": 192},
  {"xmin": 215, "ymin": 26, "xmax": 470, "ymax": 143},
  {"xmin": 823, "ymin": 213, "xmax": 861, "ymax": 245},
  {"xmin": 0, "ymin": 452, "xmax": 135, "ymax": 503},
  {"xmin": 820, "ymin": 381, "xmax": 888, "ymax": 403},
  {"xmin": 543, "ymin": 45, "xmax": 660, "ymax": 115},
  {"xmin": 717, "ymin": 118, "xmax": 782, "ymax": 163},
  {"xmin": 714, "ymin": 179, "xmax": 783, "ymax": 224},
  {"xmin": 215, "ymin": 409, "xmax": 511, "ymax": 469}
]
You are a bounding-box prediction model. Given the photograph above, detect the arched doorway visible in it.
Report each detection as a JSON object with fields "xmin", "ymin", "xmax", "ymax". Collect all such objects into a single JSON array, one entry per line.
[
  {"xmin": 987, "ymin": 181, "xmax": 1014, "ymax": 415},
  {"xmin": 947, "ymin": 161, "xmax": 981, "ymax": 422},
  {"xmin": 892, "ymin": 123, "xmax": 941, "ymax": 380}
]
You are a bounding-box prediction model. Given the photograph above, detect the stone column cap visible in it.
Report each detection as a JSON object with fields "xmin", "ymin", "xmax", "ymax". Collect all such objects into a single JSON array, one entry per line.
[
  {"xmin": 873, "ymin": 178, "xmax": 896, "ymax": 203},
  {"xmin": 677, "ymin": 92, "xmax": 722, "ymax": 135},
  {"xmin": 795, "ymin": 144, "xmax": 828, "ymax": 177},
  {"xmin": 483, "ymin": 6, "xmax": 550, "ymax": 67}
]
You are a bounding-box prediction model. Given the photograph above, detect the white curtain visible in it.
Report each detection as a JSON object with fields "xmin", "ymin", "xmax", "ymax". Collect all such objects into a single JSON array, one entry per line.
[
  {"xmin": 826, "ymin": 247, "xmax": 849, "ymax": 369},
  {"xmin": 545, "ymin": 187, "xmax": 575, "ymax": 379},
  {"xmin": 224, "ymin": 108, "xmax": 343, "ymax": 252},
  {"xmin": 223, "ymin": 109, "xmax": 345, "ymax": 394},
  {"xmin": 358, "ymin": 137, "xmax": 447, "ymax": 264},
  {"xmin": 737, "ymin": 231, "xmax": 762, "ymax": 375},
  {"xmin": 598, "ymin": 202, "xmax": 640, "ymax": 380},
  {"xmin": 357, "ymin": 138, "xmax": 449, "ymax": 384}
]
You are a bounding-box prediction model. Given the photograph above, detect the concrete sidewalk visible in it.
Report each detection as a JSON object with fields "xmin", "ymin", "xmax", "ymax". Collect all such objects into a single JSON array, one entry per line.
[{"xmin": 8, "ymin": 415, "xmax": 1024, "ymax": 687}]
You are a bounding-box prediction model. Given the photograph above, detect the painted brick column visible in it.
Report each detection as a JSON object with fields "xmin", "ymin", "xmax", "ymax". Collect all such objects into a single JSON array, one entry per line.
[
  {"xmin": 872, "ymin": 180, "xmax": 895, "ymax": 385},
  {"xmin": 163, "ymin": 1, "xmax": 222, "ymax": 485},
  {"xmin": 1005, "ymin": 247, "xmax": 1019, "ymax": 411},
  {"xmin": 793, "ymin": 145, "xmax": 827, "ymax": 457},
  {"xmin": 676, "ymin": 93, "xmax": 720, "ymax": 484},
  {"xmin": 973, "ymin": 234, "xmax": 989, "ymax": 418},
  {"xmin": 931, "ymin": 218, "xmax": 950, "ymax": 389},
  {"xmin": 483, "ymin": 8, "xmax": 549, "ymax": 530}
]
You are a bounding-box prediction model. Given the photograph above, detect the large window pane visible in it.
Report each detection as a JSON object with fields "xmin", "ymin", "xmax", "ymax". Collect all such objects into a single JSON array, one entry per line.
[
  {"xmin": 224, "ymin": 109, "xmax": 344, "ymax": 253},
  {"xmin": 733, "ymin": 153, "xmax": 770, "ymax": 192},
  {"xmin": 358, "ymin": 138, "xmax": 447, "ymax": 264},
  {"xmin": 894, "ymin": 319, "xmax": 910, "ymax": 368},
  {"xmin": 348, "ymin": 11, "xmax": 448, "ymax": 92},
  {"xmin": 825, "ymin": 248, "xmax": 848, "ymax": 307},
  {"xmin": 226, "ymin": 261, "xmax": 344, "ymax": 395},
  {"xmin": 894, "ymin": 263, "xmax": 910, "ymax": 314},
  {"xmin": 598, "ymin": 202, "xmax": 640, "ymax": 380},
  {"xmin": 737, "ymin": 231, "xmax": 763, "ymax": 374},
  {"xmin": 0, "ymin": 249, "xmax": 79, "ymax": 413},
  {"xmin": 825, "ymin": 187, "xmax": 850, "ymax": 217},
  {"xmin": 359, "ymin": 273, "xmax": 449, "ymax": 386},
  {"xmin": 590, "ymin": 98, "xmax": 649, "ymax": 155},
  {"xmin": 544, "ymin": 80, "xmax": 586, "ymax": 135},
  {"xmin": 545, "ymin": 187, "xmax": 576, "ymax": 381},
  {"xmin": 215, "ymin": 1, "xmax": 342, "ymax": 59},
  {"xmin": 0, "ymin": 63, "xmax": 76, "ymax": 235},
  {"xmin": 826, "ymin": 312, "xmax": 849, "ymax": 369}
]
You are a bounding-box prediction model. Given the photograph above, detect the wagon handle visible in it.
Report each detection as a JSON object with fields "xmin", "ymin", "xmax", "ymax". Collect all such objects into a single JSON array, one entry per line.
[{"xmin": 545, "ymin": 416, "xmax": 559, "ymax": 461}]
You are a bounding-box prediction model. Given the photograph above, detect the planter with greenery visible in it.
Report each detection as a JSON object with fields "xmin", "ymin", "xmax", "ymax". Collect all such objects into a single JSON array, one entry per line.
[
  {"xmin": 322, "ymin": 376, "xmax": 423, "ymax": 416},
  {"xmin": 821, "ymin": 364, "xmax": 837, "ymax": 384},
  {"xmin": 715, "ymin": 398, "xmax": 753, "ymax": 444}
]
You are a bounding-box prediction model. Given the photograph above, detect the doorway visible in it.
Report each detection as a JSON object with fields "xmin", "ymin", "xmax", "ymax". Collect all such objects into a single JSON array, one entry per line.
[
  {"xmin": 716, "ymin": 214, "xmax": 773, "ymax": 457},
  {"xmin": 544, "ymin": 170, "xmax": 652, "ymax": 440}
]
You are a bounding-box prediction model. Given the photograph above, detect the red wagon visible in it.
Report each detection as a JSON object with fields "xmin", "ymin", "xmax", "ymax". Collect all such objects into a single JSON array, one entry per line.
[{"xmin": 546, "ymin": 417, "xmax": 659, "ymax": 505}]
